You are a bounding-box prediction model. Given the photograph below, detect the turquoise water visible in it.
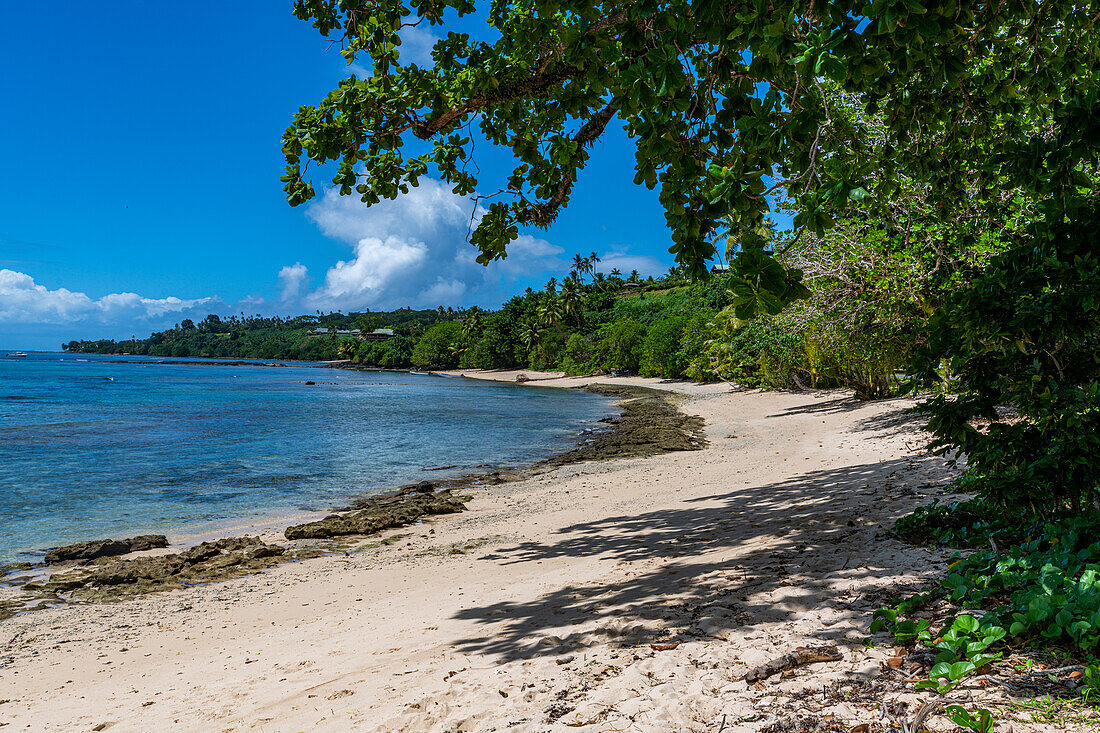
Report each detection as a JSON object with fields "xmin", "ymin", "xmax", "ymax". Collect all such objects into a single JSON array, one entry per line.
[{"xmin": 0, "ymin": 353, "xmax": 612, "ymax": 563}]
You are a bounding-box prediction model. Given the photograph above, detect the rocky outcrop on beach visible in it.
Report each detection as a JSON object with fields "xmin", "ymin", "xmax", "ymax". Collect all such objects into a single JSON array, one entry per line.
[
  {"xmin": 543, "ymin": 384, "xmax": 707, "ymax": 464},
  {"xmin": 284, "ymin": 486, "xmax": 469, "ymax": 540},
  {"xmin": 26, "ymin": 536, "xmax": 287, "ymax": 603},
  {"xmin": 44, "ymin": 534, "xmax": 169, "ymax": 564}
]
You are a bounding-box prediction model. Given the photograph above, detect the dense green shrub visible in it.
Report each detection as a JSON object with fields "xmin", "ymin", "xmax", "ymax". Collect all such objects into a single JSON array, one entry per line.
[
  {"xmin": 376, "ymin": 336, "xmax": 413, "ymax": 367},
  {"xmin": 599, "ymin": 318, "xmax": 647, "ymax": 372},
  {"xmin": 410, "ymin": 322, "xmax": 462, "ymax": 367},
  {"xmin": 679, "ymin": 311, "xmax": 717, "ymax": 381},
  {"xmin": 640, "ymin": 316, "xmax": 689, "ymax": 378},
  {"xmin": 474, "ymin": 314, "xmax": 522, "ymax": 369},
  {"xmin": 706, "ymin": 312, "xmax": 804, "ymax": 388},
  {"xmin": 560, "ymin": 333, "xmax": 597, "ymax": 374},
  {"xmin": 917, "ymin": 206, "xmax": 1100, "ymax": 518}
]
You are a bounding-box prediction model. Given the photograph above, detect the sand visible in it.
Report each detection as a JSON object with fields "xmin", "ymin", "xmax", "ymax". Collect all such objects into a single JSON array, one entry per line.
[{"xmin": 0, "ymin": 373, "xmax": 1056, "ymax": 732}]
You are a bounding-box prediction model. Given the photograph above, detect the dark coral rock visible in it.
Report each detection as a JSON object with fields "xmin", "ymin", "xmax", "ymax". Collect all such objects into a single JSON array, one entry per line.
[
  {"xmin": 44, "ymin": 534, "xmax": 169, "ymax": 565},
  {"xmin": 28, "ymin": 536, "xmax": 287, "ymax": 602},
  {"xmin": 285, "ymin": 488, "xmax": 468, "ymax": 540}
]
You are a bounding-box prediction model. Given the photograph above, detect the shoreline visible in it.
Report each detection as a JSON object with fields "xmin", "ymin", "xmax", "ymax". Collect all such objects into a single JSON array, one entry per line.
[
  {"xmin": 1, "ymin": 375, "xmax": 1059, "ymax": 733},
  {"xmin": 0, "ymin": 380, "xmax": 703, "ymax": 617},
  {"xmin": 0, "ymin": 366, "xmax": 620, "ymax": 568}
]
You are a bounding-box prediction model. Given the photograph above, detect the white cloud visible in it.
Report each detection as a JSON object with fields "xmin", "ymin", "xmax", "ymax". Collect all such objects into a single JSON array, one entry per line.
[
  {"xmin": 309, "ymin": 236, "xmax": 428, "ymax": 307},
  {"xmin": 597, "ymin": 251, "xmax": 668, "ymax": 277},
  {"xmin": 277, "ymin": 262, "xmax": 308, "ymax": 301},
  {"xmin": 0, "ymin": 269, "xmax": 216, "ymax": 327},
  {"xmin": 296, "ymin": 178, "xmax": 568, "ymax": 311},
  {"xmin": 347, "ymin": 26, "xmax": 439, "ymax": 75},
  {"xmin": 398, "ymin": 25, "xmax": 438, "ymax": 67}
]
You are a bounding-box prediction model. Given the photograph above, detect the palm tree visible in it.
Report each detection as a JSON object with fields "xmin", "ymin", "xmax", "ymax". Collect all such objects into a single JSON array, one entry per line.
[
  {"xmin": 571, "ymin": 253, "xmax": 587, "ymax": 282},
  {"xmin": 538, "ymin": 293, "xmax": 564, "ymax": 335},
  {"xmin": 337, "ymin": 340, "xmax": 357, "ymax": 359},
  {"xmin": 610, "ymin": 268, "xmax": 622, "ymax": 278},
  {"xmin": 461, "ymin": 307, "xmax": 483, "ymax": 339},
  {"xmin": 545, "ymin": 276, "xmax": 558, "ymax": 293},
  {"xmin": 592, "ymin": 271, "xmax": 608, "ymax": 291},
  {"xmin": 560, "ymin": 277, "xmax": 583, "ymax": 326},
  {"xmin": 327, "ymin": 324, "xmax": 338, "ymax": 341},
  {"xmin": 629, "ymin": 269, "xmax": 640, "ymax": 283},
  {"xmin": 520, "ymin": 321, "xmax": 543, "ymax": 355},
  {"xmin": 581, "ymin": 252, "xmax": 602, "ymax": 290}
]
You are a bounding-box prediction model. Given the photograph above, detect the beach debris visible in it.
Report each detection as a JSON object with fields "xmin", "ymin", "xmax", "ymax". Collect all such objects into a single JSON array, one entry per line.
[
  {"xmin": 284, "ymin": 486, "xmax": 469, "ymax": 540},
  {"xmin": 743, "ymin": 645, "xmax": 843, "ymax": 683},
  {"xmin": 44, "ymin": 534, "xmax": 168, "ymax": 565},
  {"xmin": 25, "ymin": 536, "xmax": 286, "ymax": 603}
]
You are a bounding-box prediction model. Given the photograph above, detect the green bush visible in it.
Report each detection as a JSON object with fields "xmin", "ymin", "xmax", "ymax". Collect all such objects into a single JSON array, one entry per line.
[
  {"xmin": 560, "ymin": 333, "xmax": 597, "ymax": 374},
  {"xmin": 410, "ymin": 322, "xmax": 462, "ymax": 367},
  {"xmin": 377, "ymin": 336, "xmax": 413, "ymax": 368},
  {"xmin": 680, "ymin": 311, "xmax": 717, "ymax": 381},
  {"xmin": 599, "ymin": 318, "xmax": 647, "ymax": 372},
  {"xmin": 640, "ymin": 316, "xmax": 689, "ymax": 378},
  {"xmin": 917, "ymin": 206, "xmax": 1100, "ymax": 518},
  {"xmin": 472, "ymin": 315, "xmax": 521, "ymax": 369}
]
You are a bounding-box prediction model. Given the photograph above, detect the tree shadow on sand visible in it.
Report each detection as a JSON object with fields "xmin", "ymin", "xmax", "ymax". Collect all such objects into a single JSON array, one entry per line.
[{"xmin": 450, "ymin": 450, "xmax": 950, "ymax": 662}]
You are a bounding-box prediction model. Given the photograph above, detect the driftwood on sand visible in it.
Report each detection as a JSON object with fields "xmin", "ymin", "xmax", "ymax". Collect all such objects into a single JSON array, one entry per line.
[{"xmin": 742, "ymin": 645, "xmax": 843, "ymax": 682}]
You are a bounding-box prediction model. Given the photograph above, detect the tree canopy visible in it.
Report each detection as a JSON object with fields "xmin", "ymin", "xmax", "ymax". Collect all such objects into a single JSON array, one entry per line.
[
  {"xmin": 285, "ymin": 0, "xmax": 1097, "ymax": 308},
  {"xmin": 284, "ymin": 0, "xmax": 1100, "ymax": 519}
]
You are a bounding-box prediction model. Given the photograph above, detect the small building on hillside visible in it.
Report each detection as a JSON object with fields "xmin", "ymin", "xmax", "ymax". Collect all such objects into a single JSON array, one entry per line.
[
  {"xmin": 309, "ymin": 328, "xmax": 394, "ymax": 341},
  {"xmin": 310, "ymin": 328, "xmax": 360, "ymax": 336}
]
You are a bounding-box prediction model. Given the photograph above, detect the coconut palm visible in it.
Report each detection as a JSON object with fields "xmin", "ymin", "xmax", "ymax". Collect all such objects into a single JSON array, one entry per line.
[
  {"xmin": 560, "ymin": 277, "xmax": 583, "ymax": 326},
  {"xmin": 538, "ymin": 293, "xmax": 564, "ymax": 335},
  {"xmin": 337, "ymin": 340, "xmax": 357, "ymax": 359},
  {"xmin": 520, "ymin": 321, "xmax": 543, "ymax": 354},
  {"xmin": 571, "ymin": 253, "xmax": 587, "ymax": 282},
  {"xmin": 461, "ymin": 307, "xmax": 483, "ymax": 339}
]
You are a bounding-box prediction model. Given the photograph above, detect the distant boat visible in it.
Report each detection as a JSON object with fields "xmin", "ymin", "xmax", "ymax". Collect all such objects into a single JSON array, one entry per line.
[{"xmin": 7, "ymin": 352, "xmax": 27, "ymax": 357}]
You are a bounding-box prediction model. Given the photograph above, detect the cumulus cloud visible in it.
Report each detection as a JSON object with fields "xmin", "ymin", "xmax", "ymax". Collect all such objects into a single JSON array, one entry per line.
[
  {"xmin": 291, "ymin": 177, "xmax": 569, "ymax": 311},
  {"xmin": 0, "ymin": 268, "xmax": 216, "ymax": 327},
  {"xmin": 277, "ymin": 263, "xmax": 308, "ymax": 301}
]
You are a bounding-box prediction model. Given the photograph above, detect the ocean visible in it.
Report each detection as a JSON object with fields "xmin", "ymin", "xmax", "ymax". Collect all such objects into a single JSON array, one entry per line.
[{"xmin": 0, "ymin": 352, "xmax": 613, "ymax": 564}]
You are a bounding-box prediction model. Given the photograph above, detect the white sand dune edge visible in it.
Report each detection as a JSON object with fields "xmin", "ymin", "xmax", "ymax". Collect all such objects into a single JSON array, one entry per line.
[{"xmin": 0, "ymin": 373, "xmax": 1058, "ymax": 732}]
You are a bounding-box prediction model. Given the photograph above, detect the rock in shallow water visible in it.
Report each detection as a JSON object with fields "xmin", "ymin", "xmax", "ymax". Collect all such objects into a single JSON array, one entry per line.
[{"xmin": 44, "ymin": 534, "xmax": 169, "ymax": 565}]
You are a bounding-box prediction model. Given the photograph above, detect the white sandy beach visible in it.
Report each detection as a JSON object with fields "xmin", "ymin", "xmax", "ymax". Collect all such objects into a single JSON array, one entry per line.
[{"xmin": 0, "ymin": 374, "xmax": 1056, "ymax": 732}]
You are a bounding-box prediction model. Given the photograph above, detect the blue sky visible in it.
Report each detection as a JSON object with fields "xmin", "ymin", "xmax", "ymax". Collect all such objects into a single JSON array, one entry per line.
[{"xmin": 0, "ymin": 1, "xmax": 679, "ymax": 349}]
